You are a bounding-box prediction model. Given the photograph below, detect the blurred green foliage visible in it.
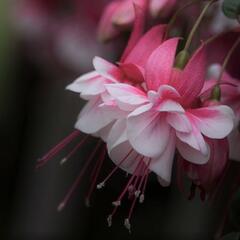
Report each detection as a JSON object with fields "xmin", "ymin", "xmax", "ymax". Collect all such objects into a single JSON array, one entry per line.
[{"xmin": 222, "ymin": 0, "xmax": 240, "ymax": 19}]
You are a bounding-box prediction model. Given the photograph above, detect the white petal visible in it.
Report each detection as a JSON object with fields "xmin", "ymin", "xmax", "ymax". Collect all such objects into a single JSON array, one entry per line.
[
  {"xmin": 75, "ymin": 97, "xmax": 123, "ymax": 134},
  {"xmin": 149, "ymin": 130, "xmax": 176, "ymax": 187},
  {"xmin": 167, "ymin": 113, "xmax": 192, "ymax": 133},
  {"xmin": 127, "ymin": 109, "xmax": 170, "ymax": 158},
  {"xmin": 177, "ymin": 139, "xmax": 210, "ymax": 164},
  {"xmin": 189, "ymin": 105, "xmax": 235, "ymax": 139}
]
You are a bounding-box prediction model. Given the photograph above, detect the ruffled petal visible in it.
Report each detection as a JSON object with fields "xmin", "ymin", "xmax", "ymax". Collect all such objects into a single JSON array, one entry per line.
[
  {"xmin": 75, "ymin": 97, "xmax": 124, "ymax": 134},
  {"xmin": 149, "ymin": 130, "xmax": 176, "ymax": 186},
  {"xmin": 188, "ymin": 105, "xmax": 234, "ymax": 139},
  {"xmin": 176, "ymin": 122, "xmax": 209, "ymax": 156},
  {"xmin": 106, "ymin": 83, "xmax": 148, "ymax": 111},
  {"xmin": 127, "ymin": 109, "xmax": 170, "ymax": 157},
  {"xmin": 167, "ymin": 112, "xmax": 192, "ymax": 133},
  {"xmin": 156, "ymin": 99, "xmax": 185, "ymax": 113}
]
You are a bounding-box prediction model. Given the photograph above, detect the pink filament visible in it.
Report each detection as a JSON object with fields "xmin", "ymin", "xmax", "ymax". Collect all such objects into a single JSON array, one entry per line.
[
  {"xmin": 57, "ymin": 140, "xmax": 102, "ymax": 211},
  {"xmin": 37, "ymin": 130, "xmax": 81, "ymax": 168}
]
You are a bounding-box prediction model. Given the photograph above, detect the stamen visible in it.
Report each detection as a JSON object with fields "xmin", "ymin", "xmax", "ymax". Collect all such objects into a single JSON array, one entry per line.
[
  {"xmin": 139, "ymin": 159, "xmax": 151, "ymax": 203},
  {"xmin": 60, "ymin": 135, "xmax": 89, "ymax": 165},
  {"xmin": 57, "ymin": 140, "xmax": 102, "ymax": 211},
  {"xmin": 124, "ymin": 218, "xmax": 131, "ymax": 234},
  {"xmin": 97, "ymin": 149, "xmax": 134, "ymax": 189},
  {"xmin": 107, "ymin": 205, "xmax": 118, "ymax": 227},
  {"xmin": 37, "ymin": 130, "xmax": 81, "ymax": 168},
  {"xmin": 111, "ymin": 158, "xmax": 144, "ymax": 207},
  {"xmin": 85, "ymin": 146, "xmax": 106, "ymax": 207},
  {"xmin": 124, "ymin": 159, "xmax": 150, "ymax": 232}
]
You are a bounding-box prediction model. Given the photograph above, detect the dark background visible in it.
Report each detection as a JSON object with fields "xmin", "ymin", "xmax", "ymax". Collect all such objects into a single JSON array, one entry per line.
[{"xmin": 0, "ymin": 0, "xmax": 231, "ymax": 239}]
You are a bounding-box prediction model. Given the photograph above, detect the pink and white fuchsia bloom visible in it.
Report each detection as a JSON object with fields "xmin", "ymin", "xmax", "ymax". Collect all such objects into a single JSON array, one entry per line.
[
  {"xmin": 104, "ymin": 40, "xmax": 234, "ymax": 186},
  {"xmin": 38, "ymin": 2, "xmax": 235, "ymax": 231}
]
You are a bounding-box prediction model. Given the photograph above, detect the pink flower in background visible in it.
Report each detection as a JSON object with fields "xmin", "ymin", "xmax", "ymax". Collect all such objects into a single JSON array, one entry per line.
[
  {"xmin": 203, "ymin": 64, "xmax": 240, "ymax": 161},
  {"xmin": 98, "ymin": 0, "xmax": 176, "ymax": 42},
  {"xmin": 12, "ymin": 0, "xmax": 115, "ymax": 72}
]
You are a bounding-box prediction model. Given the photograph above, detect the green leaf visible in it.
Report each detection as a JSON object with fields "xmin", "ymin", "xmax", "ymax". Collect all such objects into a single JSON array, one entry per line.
[
  {"xmin": 221, "ymin": 232, "xmax": 240, "ymax": 240},
  {"xmin": 222, "ymin": 0, "xmax": 240, "ymax": 19}
]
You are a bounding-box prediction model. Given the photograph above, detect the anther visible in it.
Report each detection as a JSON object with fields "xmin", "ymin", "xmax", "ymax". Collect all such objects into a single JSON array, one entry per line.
[
  {"xmin": 85, "ymin": 198, "xmax": 90, "ymax": 208},
  {"xmin": 107, "ymin": 215, "xmax": 112, "ymax": 227},
  {"xmin": 134, "ymin": 190, "xmax": 141, "ymax": 198},
  {"xmin": 139, "ymin": 194, "xmax": 145, "ymax": 203},
  {"xmin": 57, "ymin": 202, "xmax": 65, "ymax": 212},
  {"xmin": 60, "ymin": 157, "xmax": 67, "ymax": 165},
  {"xmin": 124, "ymin": 218, "xmax": 131, "ymax": 233},
  {"xmin": 112, "ymin": 200, "xmax": 121, "ymax": 206},
  {"xmin": 97, "ymin": 182, "xmax": 105, "ymax": 189}
]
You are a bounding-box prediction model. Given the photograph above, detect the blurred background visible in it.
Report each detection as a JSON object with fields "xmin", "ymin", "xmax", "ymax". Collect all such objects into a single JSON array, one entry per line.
[{"xmin": 0, "ymin": 0, "xmax": 237, "ymax": 239}]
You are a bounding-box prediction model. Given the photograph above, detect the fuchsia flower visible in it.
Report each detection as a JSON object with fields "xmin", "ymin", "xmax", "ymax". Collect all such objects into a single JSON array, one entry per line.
[
  {"xmin": 37, "ymin": 0, "xmax": 236, "ymax": 231},
  {"xmin": 98, "ymin": 0, "xmax": 176, "ymax": 42},
  {"xmin": 105, "ymin": 41, "xmax": 234, "ymax": 186}
]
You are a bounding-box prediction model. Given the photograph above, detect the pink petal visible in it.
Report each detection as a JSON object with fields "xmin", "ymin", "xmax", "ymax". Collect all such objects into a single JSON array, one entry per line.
[
  {"xmin": 112, "ymin": 0, "xmax": 135, "ymax": 27},
  {"xmin": 150, "ymin": 130, "xmax": 176, "ymax": 186},
  {"xmin": 149, "ymin": 0, "xmax": 176, "ymax": 18},
  {"xmin": 146, "ymin": 38, "xmax": 179, "ymax": 91},
  {"xmin": 120, "ymin": 0, "xmax": 148, "ymax": 62},
  {"xmin": 75, "ymin": 97, "xmax": 123, "ymax": 134},
  {"xmin": 123, "ymin": 24, "xmax": 166, "ymax": 67},
  {"xmin": 97, "ymin": 1, "xmax": 121, "ymax": 42},
  {"xmin": 228, "ymin": 128, "xmax": 240, "ymax": 161},
  {"xmin": 167, "ymin": 113, "xmax": 192, "ymax": 133},
  {"xmin": 119, "ymin": 63, "xmax": 144, "ymax": 83},
  {"xmin": 188, "ymin": 105, "xmax": 234, "ymax": 139},
  {"xmin": 106, "ymin": 83, "xmax": 148, "ymax": 111},
  {"xmin": 155, "ymin": 85, "xmax": 181, "ymax": 102},
  {"xmin": 177, "ymin": 139, "xmax": 210, "ymax": 164},
  {"xmin": 195, "ymin": 138, "xmax": 229, "ymax": 191},
  {"xmin": 127, "ymin": 109, "xmax": 170, "ymax": 157},
  {"xmin": 174, "ymin": 45, "xmax": 206, "ymax": 107}
]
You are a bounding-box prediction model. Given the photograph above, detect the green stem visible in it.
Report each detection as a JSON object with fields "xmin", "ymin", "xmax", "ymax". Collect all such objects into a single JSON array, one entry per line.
[
  {"xmin": 217, "ymin": 37, "xmax": 240, "ymax": 84},
  {"xmin": 211, "ymin": 37, "xmax": 240, "ymax": 101},
  {"xmin": 165, "ymin": 0, "xmax": 200, "ymax": 39},
  {"xmin": 184, "ymin": 0, "xmax": 216, "ymax": 51}
]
